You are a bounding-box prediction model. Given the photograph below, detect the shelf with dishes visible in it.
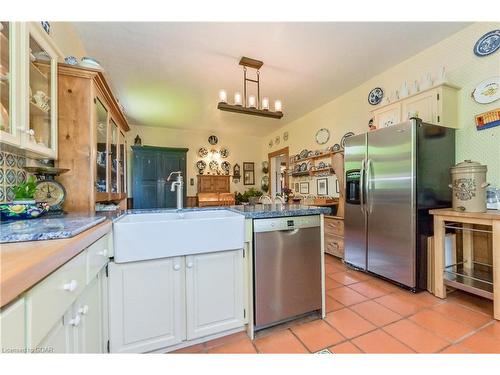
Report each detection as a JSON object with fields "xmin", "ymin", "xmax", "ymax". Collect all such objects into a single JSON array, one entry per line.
[{"xmin": 290, "ymin": 148, "xmax": 342, "ymax": 177}]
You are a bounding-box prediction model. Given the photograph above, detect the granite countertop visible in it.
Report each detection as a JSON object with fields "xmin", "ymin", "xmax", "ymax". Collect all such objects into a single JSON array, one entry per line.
[
  {"xmin": 0, "ymin": 214, "xmax": 107, "ymax": 243},
  {"xmin": 117, "ymin": 204, "xmax": 331, "ymax": 220},
  {"xmin": 0, "ymin": 204, "xmax": 330, "ymax": 244}
]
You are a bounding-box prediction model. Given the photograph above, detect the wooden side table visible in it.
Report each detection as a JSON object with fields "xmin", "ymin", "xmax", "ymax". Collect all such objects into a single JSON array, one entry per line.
[{"xmin": 430, "ymin": 208, "xmax": 500, "ymax": 320}]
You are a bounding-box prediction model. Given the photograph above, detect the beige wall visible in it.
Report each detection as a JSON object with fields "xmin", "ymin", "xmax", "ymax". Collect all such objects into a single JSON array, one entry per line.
[
  {"xmin": 50, "ymin": 22, "xmax": 87, "ymax": 59},
  {"xmin": 263, "ymin": 22, "xmax": 500, "ymax": 190},
  {"xmin": 127, "ymin": 126, "xmax": 263, "ymax": 197}
]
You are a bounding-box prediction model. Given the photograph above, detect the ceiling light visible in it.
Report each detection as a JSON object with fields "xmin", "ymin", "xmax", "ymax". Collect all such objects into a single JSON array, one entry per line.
[{"xmin": 217, "ymin": 56, "xmax": 283, "ymax": 120}]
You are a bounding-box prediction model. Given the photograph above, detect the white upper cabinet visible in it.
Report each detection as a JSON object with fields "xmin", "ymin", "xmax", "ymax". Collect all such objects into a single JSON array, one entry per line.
[
  {"xmin": 372, "ymin": 83, "xmax": 459, "ymax": 129},
  {"xmin": 0, "ymin": 22, "xmax": 62, "ymax": 159}
]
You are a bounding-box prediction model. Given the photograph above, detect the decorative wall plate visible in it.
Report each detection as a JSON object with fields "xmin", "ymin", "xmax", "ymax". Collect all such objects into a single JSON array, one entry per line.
[
  {"xmin": 283, "ymin": 131, "xmax": 289, "ymax": 141},
  {"xmin": 472, "ymin": 76, "xmax": 500, "ymax": 104},
  {"xmin": 341, "ymin": 132, "xmax": 355, "ymax": 149},
  {"xmin": 315, "ymin": 128, "xmax": 330, "ymax": 145},
  {"xmin": 208, "ymin": 135, "xmax": 218, "ymax": 145},
  {"xmin": 221, "ymin": 161, "xmax": 231, "ymax": 172},
  {"xmin": 299, "ymin": 149, "xmax": 309, "ymax": 159},
  {"xmin": 198, "ymin": 147, "xmax": 208, "ymax": 158},
  {"xmin": 196, "ymin": 160, "xmax": 206, "ymax": 170},
  {"xmin": 268, "ymin": 139, "xmax": 273, "ymax": 148},
  {"xmin": 220, "ymin": 147, "xmax": 229, "ymax": 158},
  {"xmin": 332, "ymin": 143, "xmax": 341, "ymax": 152},
  {"xmin": 368, "ymin": 87, "xmax": 384, "ymax": 105},
  {"xmin": 209, "ymin": 160, "xmax": 219, "ymax": 171},
  {"xmin": 474, "ymin": 30, "xmax": 500, "ymax": 57},
  {"xmin": 275, "ymin": 136, "xmax": 280, "ymax": 145}
]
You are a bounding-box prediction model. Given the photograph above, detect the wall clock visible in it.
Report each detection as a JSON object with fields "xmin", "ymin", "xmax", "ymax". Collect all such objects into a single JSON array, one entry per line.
[
  {"xmin": 472, "ymin": 76, "xmax": 500, "ymax": 104},
  {"xmin": 315, "ymin": 128, "xmax": 330, "ymax": 145},
  {"xmin": 208, "ymin": 135, "xmax": 218, "ymax": 145},
  {"xmin": 368, "ymin": 87, "xmax": 384, "ymax": 105},
  {"xmin": 474, "ymin": 30, "xmax": 500, "ymax": 57}
]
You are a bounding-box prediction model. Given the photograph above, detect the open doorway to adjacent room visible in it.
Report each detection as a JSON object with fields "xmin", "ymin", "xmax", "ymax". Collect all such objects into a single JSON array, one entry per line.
[{"xmin": 268, "ymin": 147, "xmax": 289, "ymax": 198}]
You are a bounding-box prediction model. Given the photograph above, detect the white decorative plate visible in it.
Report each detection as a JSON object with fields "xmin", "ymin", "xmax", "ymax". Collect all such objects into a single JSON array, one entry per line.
[
  {"xmin": 198, "ymin": 147, "xmax": 208, "ymax": 158},
  {"xmin": 472, "ymin": 76, "xmax": 500, "ymax": 104},
  {"xmin": 315, "ymin": 128, "xmax": 330, "ymax": 145}
]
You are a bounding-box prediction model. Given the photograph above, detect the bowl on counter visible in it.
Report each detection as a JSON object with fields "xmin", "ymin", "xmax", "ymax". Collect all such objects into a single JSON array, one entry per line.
[{"xmin": 0, "ymin": 201, "xmax": 50, "ymax": 221}]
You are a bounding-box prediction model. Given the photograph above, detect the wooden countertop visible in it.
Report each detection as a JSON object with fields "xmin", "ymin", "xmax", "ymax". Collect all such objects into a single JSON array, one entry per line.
[
  {"xmin": 429, "ymin": 208, "xmax": 500, "ymax": 221},
  {"xmin": 0, "ymin": 220, "xmax": 112, "ymax": 308}
]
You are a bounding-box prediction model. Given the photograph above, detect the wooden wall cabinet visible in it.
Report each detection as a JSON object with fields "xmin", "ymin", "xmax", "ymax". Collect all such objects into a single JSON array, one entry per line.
[
  {"xmin": 1, "ymin": 22, "xmax": 63, "ymax": 159},
  {"xmin": 372, "ymin": 83, "xmax": 459, "ymax": 129},
  {"xmin": 197, "ymin": 175, "xmax": 230, "ymax": 193},
  {"xmin": 56, "ymin": 64, "xmax": 129, "ymax": 213}
]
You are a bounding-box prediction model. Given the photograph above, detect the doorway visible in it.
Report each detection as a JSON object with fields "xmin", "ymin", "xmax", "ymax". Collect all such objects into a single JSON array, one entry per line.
[{"xmin": 268, "ymin": 147, "xmax": 289, "ymax": 198}]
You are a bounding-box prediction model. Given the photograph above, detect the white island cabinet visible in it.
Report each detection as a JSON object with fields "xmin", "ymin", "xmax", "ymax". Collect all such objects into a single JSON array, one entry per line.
[{"xmin": 108, "ymin": 249, "xmax": 245, "ymax": 353}]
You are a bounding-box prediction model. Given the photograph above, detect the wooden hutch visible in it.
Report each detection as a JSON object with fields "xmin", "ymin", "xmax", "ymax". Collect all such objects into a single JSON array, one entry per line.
[{"xmin": 56, "ymin": 64, "xmax": 130, "ymax": 212}]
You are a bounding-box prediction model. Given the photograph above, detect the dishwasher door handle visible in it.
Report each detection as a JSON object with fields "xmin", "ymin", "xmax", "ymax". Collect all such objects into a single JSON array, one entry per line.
[{"xmin": 278, "ymin": 228, "xmax": 300, "ymax": 235}]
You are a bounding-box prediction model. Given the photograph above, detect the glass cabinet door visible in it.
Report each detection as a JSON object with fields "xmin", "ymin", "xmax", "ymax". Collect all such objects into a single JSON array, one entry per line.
[
  {"xmin": 0, "ymin": 22, "xmax": 15, "ymax": 142},
  {"xmin": 119, "ymin": 131, "xmax": 126, "ymax": 194},
  {"xmin": 110, "ymin": 119, "xmax": 118, "ymax": 194},
  {"xmin": 95, "ymin": 98, "xmax": 108, "ymax": 195},
  {"xmin": 24, "ymin": 25, "xmax": 57, "ymax": 157}
]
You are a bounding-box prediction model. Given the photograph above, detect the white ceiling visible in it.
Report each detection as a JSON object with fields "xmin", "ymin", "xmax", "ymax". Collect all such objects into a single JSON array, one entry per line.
[{"xmin": 73, "ymin": 22, "xmax": 469, "ymax": 136}]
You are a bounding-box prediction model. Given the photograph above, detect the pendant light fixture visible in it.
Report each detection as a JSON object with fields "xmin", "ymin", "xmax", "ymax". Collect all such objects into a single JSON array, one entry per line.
[{"xmin": 217, "ymin": 57, "xmax": 283, "ymax": 119}]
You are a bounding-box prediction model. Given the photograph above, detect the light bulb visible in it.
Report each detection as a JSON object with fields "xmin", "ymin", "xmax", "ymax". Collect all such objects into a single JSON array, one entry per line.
[
  {"xmin": 218, "ymin": 89, "xmax": 227, "ymax": 103},
  {"xmin": 274, "ymin": 100, "xmax": 282, "ymax": 112},
  {"xmin": 234, "ymin": 92, "xmax": 242, "ymax": 106},
  {"xmin": 261, "ymin": 97, "xmax": 269, "ymax": 110},
  {"xmin": 248, "ymin": 95, "xmax": 256, "ymax": 108}
]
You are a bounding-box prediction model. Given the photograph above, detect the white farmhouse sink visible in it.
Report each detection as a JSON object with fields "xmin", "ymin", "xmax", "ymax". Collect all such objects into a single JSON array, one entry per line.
[{"xmin": 113, "ymin": 210, "xmax": 245, "ymax": 263}]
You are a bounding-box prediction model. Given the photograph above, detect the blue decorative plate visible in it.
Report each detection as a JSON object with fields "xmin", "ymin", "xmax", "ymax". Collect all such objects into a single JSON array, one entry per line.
[
  {"xmin": 368, "ymin": 87, "xmax": 384, "ymax": 105},
  {"xmin": 474, "ymin": 30, "xmax": 500, "ymax": 57},
  {"xmin": 0, "ymin": 202, "xmax": 49, "ymax": 221}
]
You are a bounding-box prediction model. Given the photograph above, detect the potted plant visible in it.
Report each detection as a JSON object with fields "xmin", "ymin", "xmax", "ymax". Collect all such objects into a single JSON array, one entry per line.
[
  {"xmin": 235, "ymin": 188, "xmax": 263, "ymax": 205},
  {"xmin": 0, "ymin": 176, "xmax": 49, "ymax": 220}
]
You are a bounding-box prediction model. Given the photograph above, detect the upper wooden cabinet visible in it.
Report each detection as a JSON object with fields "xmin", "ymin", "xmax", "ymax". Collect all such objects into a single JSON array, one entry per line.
[
  {"xmin": 56, "ymin": 64, "xmax": 129, "ymax": 213},
  {"xmin": 372, "ymin": 83, "xmax": 459, "ymax": 129},
  {"xmin": 0, "ymin": 22, "xmax": 63, "ymax": 159},
  {"xmin": 197, "ymin": 175, "xmax": 230, "ymax": 193}
]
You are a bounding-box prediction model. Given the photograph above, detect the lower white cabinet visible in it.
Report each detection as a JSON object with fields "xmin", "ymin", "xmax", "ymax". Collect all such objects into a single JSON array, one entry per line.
[
  {"xmin": 38, "ymin": 314, "xmax": 71, "ymax": 353},
  {"xmin": 109, "ymin": 257, "xmax": 186, "ymax": 353},
  {"xmin": 186, "ymin": 251, "xmax": 244, "ymax": 340},
  {"xmin": 108, "ymin": 249, "xmax": 245, "ymax": 353},
  {"xmin": 0, "ymin": 298, "xmax": 27, "ymax": 352}
]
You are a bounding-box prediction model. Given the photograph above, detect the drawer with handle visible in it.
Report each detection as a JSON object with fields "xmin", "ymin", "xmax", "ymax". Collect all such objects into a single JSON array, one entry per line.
[
  {"xmin": 325, "ymin": 233, "xmax": 344, "ymax": 258},
  {"xmin": 26, "ymin": 250, "xmax": 86, "ymax": 346},
  {"xmin": 324, "ymin": 217, "xmax": 344, "ymax": 237},
  {"xmin": 86, "ymin": 234, "xmax": 110, "ymax": 283}
]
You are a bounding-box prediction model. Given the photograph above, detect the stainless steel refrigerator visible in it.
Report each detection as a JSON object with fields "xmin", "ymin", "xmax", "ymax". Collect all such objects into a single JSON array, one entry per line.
[{"xmin": 344, "ymin": 119, "xmax": 455, "ymax": 290}]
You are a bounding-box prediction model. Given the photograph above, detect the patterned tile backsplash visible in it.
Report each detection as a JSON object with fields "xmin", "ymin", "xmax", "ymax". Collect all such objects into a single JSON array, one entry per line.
[{"xmin": 0, "ymin": 151, "xmax": 27, "ymax": 202}]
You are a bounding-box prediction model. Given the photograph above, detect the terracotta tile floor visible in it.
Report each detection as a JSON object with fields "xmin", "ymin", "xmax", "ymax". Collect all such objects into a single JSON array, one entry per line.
[{"xmin": 172, "ymin": 255, "xmax": 499, "ymax": 354}]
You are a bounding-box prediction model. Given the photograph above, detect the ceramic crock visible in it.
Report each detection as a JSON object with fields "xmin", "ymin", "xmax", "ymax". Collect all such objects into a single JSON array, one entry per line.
[{"xmin": 449, "ymin": 160, "xmax": 489, "ymax": 212}]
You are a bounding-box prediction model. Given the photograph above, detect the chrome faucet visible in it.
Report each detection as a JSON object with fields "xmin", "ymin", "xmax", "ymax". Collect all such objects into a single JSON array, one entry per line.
[{"xmin": 167, "ymin": 171, "xmax": 183, "ymax": 209}]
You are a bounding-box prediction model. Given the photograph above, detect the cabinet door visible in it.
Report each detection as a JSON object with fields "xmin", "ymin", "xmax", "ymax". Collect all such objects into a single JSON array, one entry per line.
[
  {"xmin": 199, "ymin": 176, "xmax": 214, "ymax": 193},
  {"xmin": 214, "ymin": 177, "xmax": 229, "ymax": 192},
  {"xmin": 108, "ymin": 257, "xmax": 185, "ymax": 353},
  {"xmin": 118, "ymin": 131, "xmax": 126, "ymax": 195},
  {"xmin": 0, "ymin": 298, "xmax": 26, "ymax": 352},
  {"xmin": 401, "ymin": 90, "xmax": 437, "ymax": 124},
  {"xmin": 373, "ymin": 103, "xmax": 401, "ymax": 128},
  {"xmin": 37, "ymin": 315, "xmax": 71, "ymax": 353},
  {"xmin": 185, "ymin": 250, "xmax": 245, "ymax": 340},
  {"xmin": 21, "ymin": 22, "xmax": 59, "ymax": 159},
  {"xmin": 75, "ymin": 276, "xmax": 102, "ymax": 353},
  {"xmin": 110, "ymin": 119, "xmax": 119, "ymax": 196},
  {"xmin": 0, "ymin": 22, "xmax": 20, "ymax": 147},
  {"xmin": 132, "ymin": 150, "xmax": 159, "ymax": 209},
  {"xmin": 95, "ymin": 97, "xmax": 109, "ymax": 200}
]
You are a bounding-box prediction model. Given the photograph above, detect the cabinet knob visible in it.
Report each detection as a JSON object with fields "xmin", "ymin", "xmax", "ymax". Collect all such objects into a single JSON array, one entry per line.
[
  {"xmin": 63, "ymin": 280, "xmax": 78, "ymax": 292},
  {"xmin": 78, "ymin": 305, "xmax": 89, "ymax": 315},
  {"xmin": 186, "ymin": 262, "xmax": 193, "ymax": 269},
  {"xmin": 173, "ymin": 264, "xmax": 181, "ymax": 271},
  {"xmin": 69, "ymin": 314, "xmax": 81, "ymax": 327}
]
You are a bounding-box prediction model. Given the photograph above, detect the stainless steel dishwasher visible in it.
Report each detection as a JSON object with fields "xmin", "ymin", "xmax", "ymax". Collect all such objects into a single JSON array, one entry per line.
[{"xmin": 253, "ymin": 215, "xmax": 322, "ymax": 331}]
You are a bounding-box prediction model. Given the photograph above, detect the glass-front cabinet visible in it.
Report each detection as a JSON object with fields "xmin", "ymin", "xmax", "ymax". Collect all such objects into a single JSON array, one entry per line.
[
  {"xmin": 110, "ymin": 119, "xmax": 118, "ymax": 195},
  {"xmin": 0, "ymin": 22, "xmax": 18, "ymax": 145},
  {"xmin": 119, "ymin": 131, "xmax": 127, "ymax": 196},
  {"xmin": 95, "ymin": 98, "xmax": 108, "ymax": 200},
  {"xmin": 0, "ymin": 22, "xmax": 61, "ymax": 158}
]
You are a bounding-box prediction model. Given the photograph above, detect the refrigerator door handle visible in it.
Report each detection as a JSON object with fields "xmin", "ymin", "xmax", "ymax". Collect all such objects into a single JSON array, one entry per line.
[
  {"xmin": 366, "ymin": 158, "xmax": 373, "ymax": 214},
  {"xmin": 360, "ymin": 159, "xmax": 366, "ymax": 213}
]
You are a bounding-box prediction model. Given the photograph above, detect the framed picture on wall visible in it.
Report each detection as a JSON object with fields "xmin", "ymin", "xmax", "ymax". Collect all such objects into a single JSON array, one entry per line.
[
  {"xmin": 243, "ymin": 162, "xmax": 255, "ymax": 185},
  {"xmin": 317, "ymin": 178, "xmax": 328, "ymax": 196},
  {"xmin": 299, "ymin": 181, "xmax": 309, "ymax": 194}
]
